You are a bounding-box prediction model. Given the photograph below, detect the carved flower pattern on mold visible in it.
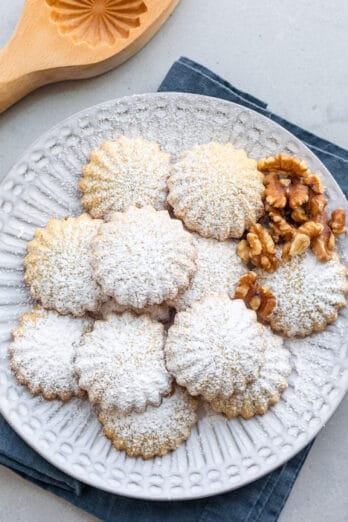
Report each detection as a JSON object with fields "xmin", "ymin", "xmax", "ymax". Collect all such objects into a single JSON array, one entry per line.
[{"xmin": 46, "ymin": 0, "xmax": 147, "ymax": 46}]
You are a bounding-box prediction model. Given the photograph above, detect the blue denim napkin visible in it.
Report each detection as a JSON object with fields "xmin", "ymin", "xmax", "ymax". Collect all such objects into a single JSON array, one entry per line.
[
  {"xmin": 160, "ymin": 58, "xmax": 348, "ymax": 196},
  {"xmin": 0, "ymin": 57, "xmax": 347, "ymax": 522}
]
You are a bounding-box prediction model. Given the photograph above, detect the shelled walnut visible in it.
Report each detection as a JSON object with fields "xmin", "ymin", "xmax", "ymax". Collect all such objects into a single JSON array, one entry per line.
[
  {"xmin": 267, "ymin": 207, "xmax": 295, "ymax": 241},
  {"xmin": 234, "ymin": 272, "xmax": 276, "ymax": 321},
  {"xmin": 259, "ymin": 155, "xmax": 322, "ymax": 211},
  {"xmin": 258, "ymin": 154, "xmax": 310, "ymax": 178},
  {"xmin": 308, "ymin": 193, "xmax": 328, "ymax": 218},
  {"xmin": 281, "ymin": 221, "xmax": 323, "ymax": 260},
  {"xmin": 240, "ymin": 154, "xmax": 347, "ymax": 266},
  {"xmin": 263, "ymin": 172, "xmax": 287, "ymax": 208},
  {"xmin": 311, "ymin": 211, "xmax": 336, "ymax": 262},
  {"xmin": 237, "ymin": 224, "xmax": 279, "ymax": 272},
  {"xmin": 310, "ymin": 209, "xmax": 345, "ymax": 262},
  {"xmin": 329, "ymin": 209, "xmax": 346, "ymax": 235}
]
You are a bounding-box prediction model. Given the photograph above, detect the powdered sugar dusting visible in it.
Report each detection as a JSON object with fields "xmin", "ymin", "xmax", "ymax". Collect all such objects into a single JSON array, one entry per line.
[
  {"xmin": 80, "ymin": 136, "xmax": 171, "ymax": 219},
  {"xmin": 92, "ymin": 206, "xmax": 197, "ymax": 308},
  {"xmin": 98, "ymin": 385, "xmax": 198, "ymax": 459},
  {"xmin": 24, "ymin": 214, "xmax": 105, "ymax": 317},
  {"xmin": 210, "ymin": 328, "xmax": 290, "ymax": 418},
  {"xmin": 75, "ymin": 312, "xmax": 172, "ymax": 413},
  {"xmin": 0, "ymin": 92, "xmax": 347, "ymax": 493},
  {"xmin": 168, "ymin": 142, "xmax": 264, "ymax": 240},
  {"xmin": 165, "ymin": 296, "xmax": 272, "ymax": 401},
  {"xmin": 257, "ymin": 251, "xmax": 348, "ymax": 337},
  {"xmin": 168, "ymin": 233, "xmax": 247, "ymax": 311},
  {"xmin": 10, "ymin": 308, "xmax": 92, "ymax": 400},
  {"xmin": 288, "ymin": 320, "xmax": 344, "ymax": 404},
  {"xmin": 100, "ymin": 298, "xmax": 172, "ymax": 324}
]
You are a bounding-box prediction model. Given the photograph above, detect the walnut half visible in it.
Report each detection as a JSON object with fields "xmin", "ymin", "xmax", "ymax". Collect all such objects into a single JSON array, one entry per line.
[
  {"xmin": 311, "ymin": 210, "xmax": 336, "ymax": 262},
  {"xmin": 257, "ymin": 154, "xmax": 344, "ymax": 264},
  {"xmin": 329, "ymin": 209, "xmax": 346, "ymax": 235},
  {"xmin": 281, "ymin": 221, "xmax": 323, "ymax": 260},
  {"xmin": 234, "ymin": 272, "xmax": 276, "ymax": 321},
  {"xmin": 258, "ymin": 154, "xmax": 310, "ymax": 179},
  {"xmin": 237, "ymin": 224, "xmax": 279, "ymax": 272}
]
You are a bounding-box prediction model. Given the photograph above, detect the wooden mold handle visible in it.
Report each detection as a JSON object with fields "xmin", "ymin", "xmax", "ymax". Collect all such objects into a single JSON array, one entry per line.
[{"xmin": 0, "ymin": 48, "xmax": 47, "ymax": 113}]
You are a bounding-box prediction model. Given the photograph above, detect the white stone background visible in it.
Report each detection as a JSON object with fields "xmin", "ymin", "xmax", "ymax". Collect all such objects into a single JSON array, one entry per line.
[{"xmin": 0, "ymin": 1, "xmax": 347, "ymax": 521}]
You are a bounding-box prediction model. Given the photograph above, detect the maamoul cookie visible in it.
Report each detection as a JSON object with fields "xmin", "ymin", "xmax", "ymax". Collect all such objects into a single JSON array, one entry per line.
[
  {"xmin": 100, "ymin": 299, "xmax": 172, "ymax": 324},
  {"xmin": 210, "ymin": 329, "xmax": 290, "ymax": 419},
  {"xmin": 10, "ymin": 308, "xmax": 92, "ymax": 401},
  {"xmin": 79, "ymin": 136, "xmax": 171, "ymax": 219},
  {"xmin": 165, "ymin": 296, "xmax": 270, "ymax": 401},
  {"xmin": 24, "ymin": 214, "xmax": 104, "ymax": 316},
  {"xmin": 75, "ymin": 312, "xmax": 172, "ymax": 413},
  {"xmin": 168, "ymin": 142, "xmax": 264, "ymax": 240},
  {"xmin": 168, "ymin": 233, "xmax": 247, "ymax": 311},
  {"xmin": 92, "ymin": 206, "xmax": 196, "ymax": 308},
  {"xmin": 257, "ymin": 251, "xmax": 348, "ymax": 337},
  {"xmin": 98, "ymin": 385, "xmax": 198, "ymax": 459}
]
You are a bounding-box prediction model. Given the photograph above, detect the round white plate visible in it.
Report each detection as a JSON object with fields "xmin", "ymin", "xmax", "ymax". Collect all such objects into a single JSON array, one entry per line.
[{"xmin": 0, "ymin": 93, "xmax": 347, "ymax": 500}]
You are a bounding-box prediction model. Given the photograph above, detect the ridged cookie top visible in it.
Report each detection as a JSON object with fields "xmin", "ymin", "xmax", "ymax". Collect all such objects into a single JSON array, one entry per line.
[
  {"xmin": 99, "ymin": 299, "xmax": 172, "ymax": 324},
  {"xmin": 10, "ymin": 308, "xmax": 92, "ymax": 401},
  {"xmin": 168, "ymin": 233, "xmax": 247, "ymax": 311},
  {"xmin": 98, "ymin": 385, "xmax": 198, "ymax": 459},
  {"xmin": 79, "ymin": 136, "xmax": 171, "ymax": 219},
  {"xmin": 92, "ymin": 206, "xmax": 197, "ymax": 308},
  {"xmin": 165, "ymin": 296, "xmax": 270, "ymax": 401},
  {"xmin": 75, "ymin": 312, "xmax": 172, "ymax": 413},
  {"xmin": 168, "ymin": 142, "xmax": 264, "ymax": 240},
  {"xmin": 210, "ymin": 328, "xmax": 290, "ymax": 419},
  {"xmin": 24, "ymin": 214, "xmax": 104, "ymax": 316},
  {"xmin": 257, "ymin": 251, "xmax": 348, "ymax": 337}
]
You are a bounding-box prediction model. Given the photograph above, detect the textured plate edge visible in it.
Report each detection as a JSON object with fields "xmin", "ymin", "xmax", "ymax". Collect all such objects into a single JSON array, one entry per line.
[
  {"xmin": 0, "ymin": 92, "xmax": 347, "ymax": 501},
  {"xmin": 1, "ymin": 92, "xmax": 347, "ymax": 206},
  {"xmin": 1, "ymin": 378, "xmax": 347, "ymax": 501}
]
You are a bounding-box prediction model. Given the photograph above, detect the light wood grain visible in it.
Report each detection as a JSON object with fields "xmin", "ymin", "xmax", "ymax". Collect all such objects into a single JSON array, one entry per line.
[{"xmin": 0, "ymin": 0, "xmax": 180, "ymax": 113}]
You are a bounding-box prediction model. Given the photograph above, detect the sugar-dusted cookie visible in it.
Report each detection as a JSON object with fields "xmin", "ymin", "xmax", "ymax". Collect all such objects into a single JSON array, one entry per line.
[
  {"xmin": 257, "ymin": 251, "xmax": 348, "ymax": 337},
  {"xmin": 92, "ymin": 206, "xmax": 196, "ymax": 308},
  {"xmin": 100, "ymin": 298, "xmax": 173, "ymax": 324},
  {"xmin": 165, "ymin": 296, "xmax": 271, "ymax": 401},
  {"xmin": 79, "ymin": 136, "xmax": 171, "ymax": 219},
  {"xmin": 168, "ymin": 233, "xmax": 247, "ymax": 311},
  {"xmin": 210, "ymin": 328, "xmax": 290, "ymax": 419},
  {"xmin": 98, "ymin": 385, "xmax": 198, "ymax": 459},
  {"xmin": 10, "ymin": 308, "xmax": 92, "ymax": 401},
  {"xmin": 75, "ymin": 312, "xmax": 172, "ymax": 413},
  {"xmin": 168, "ymin": 142, "xmax": 264, "ymax": 240},
  {"xmin": 24, "ymin": 214, "xmax": 104, "ymax": 316}
]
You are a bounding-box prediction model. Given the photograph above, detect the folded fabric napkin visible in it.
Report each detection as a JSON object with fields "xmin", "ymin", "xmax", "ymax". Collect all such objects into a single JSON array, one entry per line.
[
  {"xmin": 160, "ymin": 58, "xmax": 348, "ymax": 196},
  {"xmin": 0, "ymin": 57, "xmax": 347, "ymax": 522}
]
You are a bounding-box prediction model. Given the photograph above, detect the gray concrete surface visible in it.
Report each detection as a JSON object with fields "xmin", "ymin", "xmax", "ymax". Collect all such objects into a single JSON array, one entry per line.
[{"xmin": 0, "ymin": 1, "xmax": 347, "ymax": 520}]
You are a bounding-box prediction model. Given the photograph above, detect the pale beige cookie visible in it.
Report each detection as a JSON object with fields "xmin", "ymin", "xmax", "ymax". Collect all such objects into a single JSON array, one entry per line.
[
  {"xmin": 257, "ymin": 251, "xmax": 348, "ymax": 337},
  {"xmin": 24, "ymin": 214, "xmax": 104, "ymax": 317},
  {"xmin": 79, "ymin": 136, "xmax": 171, "ymax": 219},
  {"xmin": 210, "ymin": 329, "xmax": 290, "ymax": 419},
  {"xmin": 98, "ymin": 385, "xmax": 198, "ymax": 459},
  {"xmin": 100, "ymin": 299, "xmax": 172, "ymax": 324},
  {"xmin": 75, "ymin": 312, "xmax": 172, "ymax": 414},
  {"xmin": 168, "ymin": 233, "xmax": 247, "ymax": 311},
  {"xmin": 165, "ymin": 296, "xmax": 270, "ymax": 401},
  {"xmin": 92, "ymin": 206, "xmax": 196, "ymax": 308},
  {"xmin": 168, "ymin": 142, "xmax": 264, "ymax": 240},
  {"xmin": 10, "ymin": 308, "xmax": 92, "ymax": 401}
]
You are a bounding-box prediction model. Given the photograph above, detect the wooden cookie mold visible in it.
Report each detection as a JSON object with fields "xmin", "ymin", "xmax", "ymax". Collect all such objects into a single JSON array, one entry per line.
[{"xmin": 0, "ymin": 0, "xmax": 179, "ymax": 112}]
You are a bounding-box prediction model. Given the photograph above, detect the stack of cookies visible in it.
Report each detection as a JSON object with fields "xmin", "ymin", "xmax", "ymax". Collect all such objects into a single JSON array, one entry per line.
[{"xmin": 10, "ymin": 136, "xmax": 347, "ymax": 459}]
